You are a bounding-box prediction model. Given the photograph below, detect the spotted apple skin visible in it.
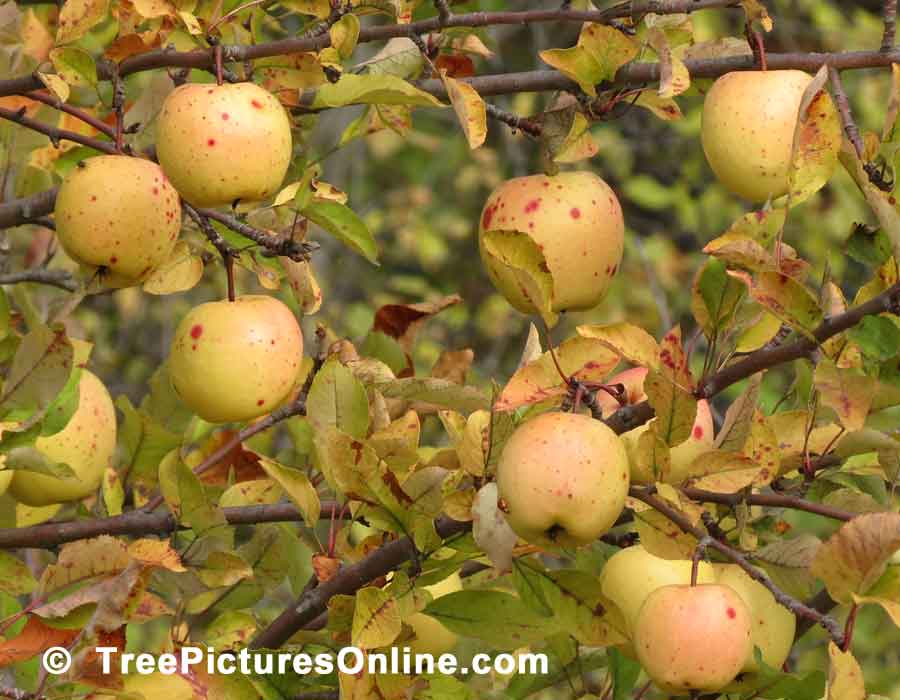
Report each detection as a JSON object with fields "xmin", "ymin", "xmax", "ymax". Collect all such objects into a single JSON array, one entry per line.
[
  {"xmin": 634, "ymin": 584, "xmax": 753, "ymax": 693},
  {"xmin": 478, "ymin": 171, "xmax": 624, "ymax": 313},
  {"xmin": 496, "ymin": 411, "xmax": 629, "ymax": 549},
  {"xmin": 156, "ymin": 82, "xmax": 293, "ymax": 207},
  {"xmin": 54, "ymin": 156, "xmax": 181, "ymax": 284},
  {"xmin": 701, "ymin": 70, "xmax": 840, "ymax": 202},
  {"xmin": 9, "ymin": 371, "xmax": 116, "ymax": 507},
  {"xmin": 168, "ymin": 295, "xmax": 303, "ymax": 423}
]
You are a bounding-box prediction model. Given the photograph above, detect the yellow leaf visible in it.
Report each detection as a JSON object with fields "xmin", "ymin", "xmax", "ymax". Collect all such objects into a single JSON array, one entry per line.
[
  {"xmin": 37, "ymin": 72, "xmax": 69, "ymax": 103},
  {"xmin": 258, "ymin": 456, "xmax": 321, "ymax": 526},
  {"xmin": 811, "ymin": 512, "xmax": 900, "ymax": 604},
  {"xmin": 495, "ymin": 336, "xmax": 619, "ymax": 412},
  {"xmin": 128, "ymin": 539, "xmax": 187, "ymax": 571},
  {"xmin": 330, "ymin": 13, "xmax": 360, "ymax": 59},
  {"xmin": 21, "ymin": 10, "xmax": 54, "ymax": 63},
  {"xmin": 814, "ymin": 359, "xmax": 877, "ymax": 432},
  {"xmin": 283, "ymin": 258, "xmax": 323, "ymax": 314},
  {"xmin": 728, "ymin": 270, "xmax": 823, "ymax": 335},
  {"xmin": 142, "ymin": 242, "xmax": 203, "ymax": 296},
  {"xmin": 352, "ymin": 587, "xmax": 401, "ymax": 649},
  {"xmin": 179, "ymin": 11, "xmax": 203, "ymax": 35},
  {"xmin": 576, "ymin": 321, "xmax": 660, "ymax": 370},
  {"xmin": 56, "ymin": 0, "xmax": 109, "ymax": 44},
  {"xmin": 633, "ymin": 90, "xmax": 682, "ymax": 120},
  {"xmin": 741, "ymin": 0, "xmax": 774, "ymax": 31},
  {"xmin": 441, "ymin": 71, "xmax": 487, "ymax": 150},
  {"xmin": 132, "ymin": 0, "xmax": 175, "ymax": 18},
  {"xmin": 827, "ymin": 643, "xmax": 865, "ymax": 700},
  {"xmin": 553, "ymin": 112, "xmax": 598, "ymax": 163}
]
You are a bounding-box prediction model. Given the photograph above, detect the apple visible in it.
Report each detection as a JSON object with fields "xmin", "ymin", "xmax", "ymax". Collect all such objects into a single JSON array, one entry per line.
[
  {"xmin": 496, "ymin": 411, "xmax": 629, "ymax": 549},
  {"xmin": 600, "ymin": 545, "xmax": 716, "ymax": 634},
  {"xmin": 715, "ymin": 564, "xmax": 796, "ymax": 672},
  {"xmin": 407, "ymin": 572, "xmax": 462, "ymax": 655},
  {"xmin": 168, "ymin": 295, "xmax": 303, "ymax": 423},
  {"xmin": 54, "ymin": 156, "xmax": 181, "ymax": 285},
  {"xmin": 8, "ymin": 370, "xmax": 116, "ymax": 507},
  {"xmin": 156, "ymin": 82, "xmax": 293, "ymax": 207},
  {"xmin": 701, "ymin": 70, "xmax": 840, "ymax": 202},
  {"xmin": 634, "ymin": 583, "xmax": 753, "ymax": 693},
  {"xmin": 478, "ymin": 171, "xmax": 624, "ymax": 313}
]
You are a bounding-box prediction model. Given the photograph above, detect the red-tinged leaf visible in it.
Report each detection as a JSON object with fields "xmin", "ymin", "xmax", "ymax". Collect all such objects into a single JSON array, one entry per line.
[
  {"xmin": 373, "ymin": 294, "xmax": 462, "ymax": 355},
  {"xmin": 0, "ymin": 615, "xmax": 79, "ymax": 667},
  {"xmin": 127, "ymin": 539, "xmax": 186, "ymax": 572},
  {"xmin": 495, "ymin": 337, "xmax": 620, "ymax": 412},
  {"xmin": 728, "ymin": 270, "xmax": 823, "ymax": 335},
  {"xmin": 192, "ymin": 431, "xmax": 265, "ymax": 485},
  {"xmin": 814, "ymin": 359, "xmax": 877, "ymax": 432}
]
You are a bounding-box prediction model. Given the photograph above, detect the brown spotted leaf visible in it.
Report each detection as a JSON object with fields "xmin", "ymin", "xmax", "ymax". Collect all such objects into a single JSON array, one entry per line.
[
  {"xmin": 352, "ymin": 586, "xmax": 401, "ymax": 649},
  {"xmin": 814, "ymin": 359, "xmax": 877, "ymax": 432}
]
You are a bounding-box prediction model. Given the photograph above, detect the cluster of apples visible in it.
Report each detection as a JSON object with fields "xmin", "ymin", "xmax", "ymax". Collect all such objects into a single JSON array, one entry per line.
[
  {"xmin": 602, "ymin": 546, "xmax": 796, "ymax": 693},
  {"xmin": 3, "ymin": 81, "xmax": 304, "ymax": 509}
]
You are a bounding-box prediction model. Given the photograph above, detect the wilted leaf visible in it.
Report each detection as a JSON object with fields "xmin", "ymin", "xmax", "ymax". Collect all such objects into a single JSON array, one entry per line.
[
  {"xmin": 728, "ymin": 270, "xmax": 822, "ymax": 335},
  {"xmin": 481, "ymin": 230, "xmax": 557, "ymax": 326},
  {"xmin": 56, "ymin": 0, "xmax": 109, "ymax": 44},
  {"xmin": 282, "ymin": 258, "xmax": 323, "ymax": 314},
  {"xmin": 142, "ymin": 242, "xmax": 203, "ymax": 295},
  {"xmin": 0, "ymin": 551, "xmax": 36, "ymax": 595},
  {"xmin": 811, "ymin": 512, "xmax": 900, "ymax": 603},
  {"xmin": 495, "ymin": 337, "xmax": 619, "ymax": 412},
  {"xmin": 827, "ymin": 643, "xmax": 865, "ymax": 700},
  {"xmin": 814, "ymin": 359, "xmax": 876, "ymax": 432},
  {"xmin": 472, "ymin": 483, "xmax": 517, "ymax": 573},
  {"xmin": 0, "ymin": 615, "xmax": 79, "ymax": 667},
  {"xmin": 330, "ymin": 12, "xmax": 360, "ymax": 59},
  {"xmin": 441, "ymin": 71, "xmax": 486, "ymax": 150}
]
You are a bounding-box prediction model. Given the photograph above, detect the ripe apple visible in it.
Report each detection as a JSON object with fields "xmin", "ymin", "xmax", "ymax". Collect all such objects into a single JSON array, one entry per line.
[
  {"xmin": 634, "ymin": 583, "xmax": 753, "ymax": 693},
  {"xmin": 496, "ymin": 411, "xmax": 629, "ymax": 549},
  {"xmin": 715, "ymin": 564, "xmax": 796, "ymax": 672},
  {"xmin": 54, "ymin": 156, "xmax": 181, "ymax": 285},
  {"xmin": 478, "ymin": 171, "xmax": 624, "ymax": 313},
  {"xmin": 407, "ymin": 572, "xmax": 462, "ymax": 655},
  {"xmin": 156, "ymin": 82, "xmax": 293, "ymax": 207},
  {"xmin": 701, "ymin": 70, "xmax": 840, "ymax": 202},
  {"xmin": 168, "ymin": 295, "xmax": 303, "ymax": 423},
  {"xmin": 600, "ymin": 545, "xmax": 716, "ymax": 634},
  {"xmin": 8, "ymin": 370, "xmax": 116, "ymax": 507}
]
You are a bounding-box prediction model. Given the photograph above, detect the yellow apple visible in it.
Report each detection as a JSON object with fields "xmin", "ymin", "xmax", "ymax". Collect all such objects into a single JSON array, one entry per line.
[
  {"xmin": 496, "ymin": 411, "xmax": 629, "ymax": 549},
  {"xmin": 600, "ymin": 545, "xmax": 716, "ymax": 634},
  {"xmin": 634, "ymin": 583, "xmax": 753, "ymax": 693},
  {"xmin": 407, "ymin": 572, "xmax": 462, "ymax": 655},
  {"xmin": 156, "ymin": 82, "xmax": 293, "ymax": 207},
  {"xmin": 701, "ymin": 70, "xmax": 840, "ymax": 202},
  {"xmin": 478, "ymin": 171, "xmax": 624, "ymax": 313},
  {"xmin": 168, "ymin": 295, "xmax": 303, "ymax": 423},
  {"xmin": 715, "ymin": 564, "xmax": 796, "ymax": 672},
  {"xmin": 8, "ymin": 370, "xmax": 116, "ymax": 507},
  {"xmin": 54, "ymin": 156, "xmax": 181, "ymax": 285}
]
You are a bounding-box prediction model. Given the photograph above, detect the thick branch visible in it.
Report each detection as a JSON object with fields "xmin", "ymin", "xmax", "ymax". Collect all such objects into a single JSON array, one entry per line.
[
  {"xmin": 198, "ymin": 207, "xmax": 317, "ymax": 262},
  {"xmin": 24, "ymin": 91, "xmax": 119, "ymax": 143},
  {"xmin": 681, "ymin": 486, "xmax": 854, "ymax": 522},
  {"xmin": 0, "ymin": 189, "xmax": 58, "ymax": 230},
  {"xmin": 249, "ymin": 515, "xmax": 470, "ymax": 650},
  {"xmin": 0, "ymin": 501, "xmax": 344, "ymax": 549},
  {"xmin": 630, "ymin": 487, "xmax": 846, "ymax": 646}
]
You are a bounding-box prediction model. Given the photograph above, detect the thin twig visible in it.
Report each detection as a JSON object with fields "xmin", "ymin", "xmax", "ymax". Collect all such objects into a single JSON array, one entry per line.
[
  {"xmin": 0, "ymin": 269, "xmax": 77, "ymax": 292},
  {"xmin": 882, "ymin": 0, "xmax": 898, "ymax": 51},
  {"xmin": 183, "ymin": 201, "xmax": 239, "ymax": 300},
  {"xmin": 484, "ymin": 103, "xmax": 542, "ymax": 136},
  {"xmin": 0, "ymin": 106, "xmax": 116, "ymax": 155},
  {"xmin": 24, "ymin": 91, "xmax": 119, "ymax": 142},
  {"xmin": 828, "ymin": 66, "xmax": 864, "ymax": 161}
]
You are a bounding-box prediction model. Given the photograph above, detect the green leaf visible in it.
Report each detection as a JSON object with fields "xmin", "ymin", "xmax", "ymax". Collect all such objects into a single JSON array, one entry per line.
[
  {"xmin": 845, "ymin": 225, "xmax": 893, "ymax": 268},
  {"xmin": 311, "ymin": 74, "xmax": 444, "ymax": 109},
  {"xmin": 481, "ymin": 229, "xmax": 557, "ymax": 326},
  {"xmin": 39, "ymin": 367, "xmax": 81, "ymax": 437},
  {"xmin": 848, "ymin": 316, "xmax": 900, "ymax": 361},
  {"xmin": 609, "ymin": 647, "xmax": 642, "ymax": 700},
  {"xmin": 0, "ymin": 551, "xmax": 36, "ymax": 596},
  {"xmin": 691, "ymin": 258, "xmax": 745, "ymax": 339},
  {"xmin": 303, "ymin": 200, "xmax": 378, "ymax": 263},
  {"xmin": 0, "ymin": 324, "xmax": 74, "ymax": 425},
  {"xmin": 2, "ymin": 447, "xmax": 75, "ymax": 478},
  {"xmin": 49, "ymin": 47, "xmax": 97, "ymax": 87},
  {"xmin": 424, "ymin": 590, "xmax": 551, "ymax": 649},
  {"xmin": 540, "ymin": 24, "xmax": 638, "ymax": 97},
  {"xmin": 258, "ymin": 456, "xmax": 320, "ymax": 526},
  {"xmin": 307, "ymin": 356, "xmax": 370, "ymax": 440},
  {"xmin": 375, "ymin": 377, "xmax": 490, "ymax": 413}
]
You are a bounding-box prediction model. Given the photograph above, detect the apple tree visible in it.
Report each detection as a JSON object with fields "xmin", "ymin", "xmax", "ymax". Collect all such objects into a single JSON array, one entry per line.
[{"xmin": 0, "ymin": 0, "xmax": 899, "ymax": 698}]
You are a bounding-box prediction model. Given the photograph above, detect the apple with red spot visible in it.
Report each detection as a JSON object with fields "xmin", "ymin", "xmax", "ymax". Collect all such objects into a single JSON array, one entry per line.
[
  {"xmin": 701, "ymin": 70, "xmax": 840, "ymax": 202},
  {"xmin": 478, "ymin": 171, "xmax": 624, "ymax": 313},
  {"xmin": 156, "ymin": 82, "xmax": 293, "ymax": 207},
  {"xmin": 633, "ymin": 583, "xmax": 753, "ymax": 693},
  {"xmin": 54, "ymin": 156, "xmax": 181, "ymax": 287},
  {"xmin": 496, "ymin": 411, "xmax": 629, "ymax": 549},
  {"xmin": 168, "ymin": 295, "xmax": 303, "ymax": 423}
]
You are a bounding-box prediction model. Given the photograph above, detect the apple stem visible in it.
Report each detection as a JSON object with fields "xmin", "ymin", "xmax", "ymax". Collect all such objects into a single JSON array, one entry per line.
[
  {"xmin": 745, "ymin": 22, "xmax": 768, "ymax": 71},
  {"xmin": 841, "ymin": 603, "xmax": 859, "ymax": 652},
  {"xmin": 183, "ymin": 202, "xmax": 240, "ymax": 301},
  {"xmin": 690, "ymin": 536, "xmax": 711, "ymax": 586}
]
